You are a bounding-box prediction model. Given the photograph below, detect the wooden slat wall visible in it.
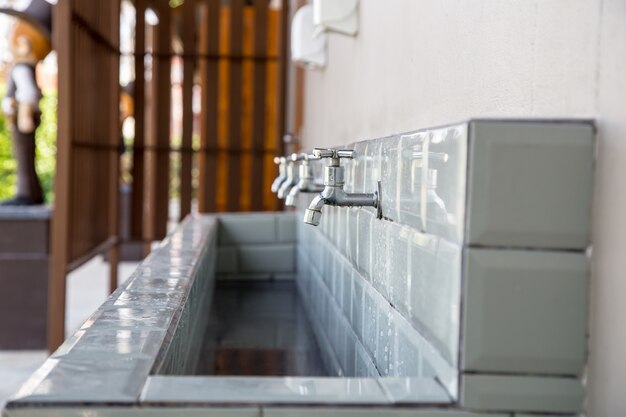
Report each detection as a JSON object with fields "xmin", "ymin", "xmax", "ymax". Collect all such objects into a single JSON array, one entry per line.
[
  {"xmin": 49, "ymin": 0, "xmax": 121, "ymax": 351},
  {"xmin": 251, "ymin": 0, "xmax": 268, "ymax": 210},
  {"xmin": 198, "ymin": 1, "xmax": 284, "ymax": 213},
  {"xmin": 143, "ymin": 0, "xmax": 171, "ymax": 241},
  {"xmin": 198, "ymin": 0, "xmax": 220, "ymax": 213},
  {"xmin": 227, "ymin": 0, "xmax": 244, "ymax": 211},
  {"xmin": 131, "ymin": 0, "xmax": 146, "ymax": 242},
  {"xmin": 179, "ymin": 0, "xmax": 195, "ymax": 219}
]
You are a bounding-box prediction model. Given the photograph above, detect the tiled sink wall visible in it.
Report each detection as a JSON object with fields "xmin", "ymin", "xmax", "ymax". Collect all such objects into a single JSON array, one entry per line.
[
  {"xmin": 295, "ymin": 119, "xmax": 594, "ymax": 414},
  {"xmin": 3, "ymin": 119, "xmax": 594, "ymax": 417},
  {"xmin": 216, "ymin": 213, "xmax": 297, "ymax": 281}
]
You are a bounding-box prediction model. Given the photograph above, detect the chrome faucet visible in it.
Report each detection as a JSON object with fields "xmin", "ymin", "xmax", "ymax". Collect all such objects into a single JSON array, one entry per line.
[
  {"xmin": 277, "ymin": 154, "xmax": 299, "ymax": 199},
  {"xmin": 304, "ymin": 148, "xmax": 381, "ymax": 226},
  {"xmin": 271, "ymin": 157, "xmax": 288, "ymax": 193},
  {"xmin": 285, "ymin": 153, "xmax": 325, "ymax": 207}
]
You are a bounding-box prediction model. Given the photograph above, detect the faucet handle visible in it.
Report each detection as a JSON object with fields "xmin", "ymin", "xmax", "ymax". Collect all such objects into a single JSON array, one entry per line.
[
  {"xmin": 312, "ymin": 148, "xmax": 355, "ymax": 160},
  {"xmin": 336, "ymin": 149, "xmax": 355, "ymax": 159},
  {"xmin": 312, "ymin": 148, "xmax": 335, "ymax": 158},
  {"xmin": 290, "ymin": 153, "xmax": 307, "ymax": 162}
]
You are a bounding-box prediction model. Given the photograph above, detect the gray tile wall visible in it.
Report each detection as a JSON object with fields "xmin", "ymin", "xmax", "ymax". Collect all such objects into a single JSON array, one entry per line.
[
  {"xmin": 295, "ymin": 119, "xmax": 594, "ymax": 414},
  {"xmin": 5, "ymin": 120, "xmax": 593, "ymax": 416},
  {"xmin": 216, "ymin": 213, "xmax": 297, "ymax": 281}
]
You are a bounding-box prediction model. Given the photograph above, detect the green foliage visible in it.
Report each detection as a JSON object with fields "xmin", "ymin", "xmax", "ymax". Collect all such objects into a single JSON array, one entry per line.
[
  {"xmin": 0, "ymin": 85, "xmax": 57, "ymax": 202},
  {"xmin": 0, "ymin": 102, "xmax": 16, "ymax": 200},
  {"xmin": 36, "ymin": 91, "xmax": 57, "ymax": 203}
]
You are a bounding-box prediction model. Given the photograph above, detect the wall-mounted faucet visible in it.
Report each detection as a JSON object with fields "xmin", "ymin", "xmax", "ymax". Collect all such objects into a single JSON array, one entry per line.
[
  {"xmin": 271, "ymin": 157, "xmax": 288, "ymax": 193},
  {"xmin": 285, "ymin": 153, "xmax": 325, "ymax": 207},
  {"xmin": 277, "ymin": 154, "xmax": 300, "ymax": 199},
  {"xmin": 304, "ymin": 148, "xmax": 381, "ymax": 226}
]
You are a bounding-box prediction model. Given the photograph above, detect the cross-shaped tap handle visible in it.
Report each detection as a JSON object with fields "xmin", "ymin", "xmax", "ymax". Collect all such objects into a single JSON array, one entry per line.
[
  {"xmin": 290, "ymin": 153, "xmax": 306, "ymax": 162},
  {"xmin": 290, "ymin": 152, "xmax": 321, "ymax": 162},
  {"xmin": 312, "ymin": 148, "xmax": 355, "ymax": 159}
]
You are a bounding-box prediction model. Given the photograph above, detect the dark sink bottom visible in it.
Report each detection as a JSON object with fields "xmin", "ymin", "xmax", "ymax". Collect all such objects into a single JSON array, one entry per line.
[{"xmin": 196, "ymin": 280, "xmax": 328, "ymax": 377}]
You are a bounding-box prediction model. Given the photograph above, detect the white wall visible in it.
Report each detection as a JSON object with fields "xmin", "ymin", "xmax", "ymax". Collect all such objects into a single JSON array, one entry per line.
[{"xmin": 297, "ymin": 1, "xmax": 626, "ymax": 415}]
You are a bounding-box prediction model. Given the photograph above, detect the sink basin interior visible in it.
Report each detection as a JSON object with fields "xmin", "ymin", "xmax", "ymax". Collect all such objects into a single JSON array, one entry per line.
[{"xmin": 196, "ymin": 280, "xmax": 327, "ymax": 377}]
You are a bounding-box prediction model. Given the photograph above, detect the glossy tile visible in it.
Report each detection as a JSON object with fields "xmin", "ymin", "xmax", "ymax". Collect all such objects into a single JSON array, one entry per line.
[
  {"xmin": 397, "ymin": 130, "xmax": 428, "ymax": 232},
  {"xmin": 354, "ymin": 342, "xmax": 379, "ymax": 378},
  {"xmin": 124, "ymin": 277, "xmax": 190, "ymax": 294},
  {"xmin": 10, "ymin": 356, "xmax": 153, "ymax": 403},
  {"xmin": 277, "ymin": 213, "xmax": 297, "ymax": 243},
  {"xmin": 238, "ymin": 244, "xmax": 295, "ymax": 273},
  {"xmin": 466, "ymin": 121, "xmax": 594, "ymax": 249},
  {"xmin": 462, "ymin": 248, "xmax": 588, "ymax": 375},
  {"xmin": 386, "ymin": 223, "xmax": 411, "ymax": 316},
  {"xmin": 392, "ymin": 323, "xmax": 420, "ymax": 377},
  {"xmin": 394, "ymin": 313, "xmax": 459, "ymax": 400},
  {"xmin": 371, "ymin": 218, "xmax": 391, "ymax": 300},
  {"xmin": 4, "ymin": 408, "xmax": 261, "ymax": 417},
  {"xmin": 350, "ymin": 273, "xmax": 365, "ymax": 342},
  {"xmin": 263, "ymin": 409, "xmax": 508, "ymax": 417},
  {"xmin": 56, "ymin": 328, "xmax": 165, "ymax": 359},
  {"xmin": 515, "ymin": 415, "xmax": 576, "ymax": 417},
  {"xmin": 217, "ymin": 247, "xmax": 238, "ymax": 273},
  {"xmin": 380, "ymin": 135, "xmax": 401, "ymax": 221},
  {"xmin": 219, "ymin": 213, "xmax": 276, "ymax": 244},
  {"xmin": 378, "ymin": 377, "xmax": 451, "ymax": 404},
  {"xmin": 356, "ymin": 210, "xmax": 373, "ymax": 280},
  {"xmin": 375, "ymin": 302, "xmax": 395, "ymax": 376},
  {"xmin": 346, "ymin": 208, "xmax": 359, "ymax": 263},
  {"xmin": 363, "ymin": 140, "xmax": 382, "ymax": 216},
  {"xmin": 461, "ymin": 374, "xmax": 584, "ymax": 413},
  {"xmin": 132, "ymin": 264, "xmax": 195, "ymax": 279},
  {"xmin": 361, "ymin": 286, "xmax": 379, "ymax": 359},
  {"xmin": 341, "ymin": 258, "xmax": 353, "ymax": 319},
  {"xmin": 409, "ymin": 230, "xmax": 461, "ymax": 366},
  {"xmin": 344, "ymin": 327, "xmax": 358, "ymax": 376},
  {"xmin": 141, "ymin": 376, "xmax": 389, "ymax": 404},
  {"xmin": 80, "ymin": 307, "xmax": 173, "ymax": 331},
  {"xmin": 336, "ymin": 207, "xmax": 348, "ymax": 257},
  {"xmin": 425, "ymin": 125, "xmax": 468, "ymax": 243},
  {"xmin": 331, "ymin": 255, "xmax": 343, "ymax": 306},
  {"xmin": 217, "ymin": 273, "xmax": 272, "ymax": 281},
  {"xmin": 112, "ymin": 290, "xmax": 184, "ymax": 309},
  {"xmin": 352, "ymin": 141, "xmax": 368, "ymax": 194}
]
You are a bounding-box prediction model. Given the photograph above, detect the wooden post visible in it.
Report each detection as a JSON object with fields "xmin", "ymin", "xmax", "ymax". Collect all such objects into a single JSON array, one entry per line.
[
  {"xmin": 277, "ymin": 0, "xmax": 289, "ymax": 155},
  {"xmin": 251, "ymin": 0, "xmax": 268, "ymax": 211},
  {"xmin": 48, "ymin": 0, "xmax": 73, "ymax": 352},
  {"xmin": 198, "ymin": 0, "xmax": 220, "ymax": 213},
  {"xmin": 180, "ymin": 0, "xmax": 195, "ymax": 219},
  {"xmin": 131, "ymin": 0, "xmax": 146, "ymax": 241},
  {"xmin": 144, "ymin": 0, "xmax": 171, "ymax": 242},
  {"xmin": 227, "ymin": 0, "xmax": 244, "ymax": 212},
  {"xmin": 107, "ymin": 0, "xmax": 121, "ymax": 294}
]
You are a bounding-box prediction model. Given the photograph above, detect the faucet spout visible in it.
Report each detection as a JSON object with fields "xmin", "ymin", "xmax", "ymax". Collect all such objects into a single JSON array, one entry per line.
[
  {"xmin": 271, "ymin": 157, "xmax": 287, "ymax": 193},
  {"xmin": 303, "ymin": 194, "xmax": 325, "ymax": 226},
  {"xmin": 277, "ymin": 162, "xmax": 298, "ymax": 199},
  {"xmin": 285, "ymin": 177, "xmax": 325, "ymax": 207},
  {"xmin": 302, "ymin": 148, "xmax": 381, "ymax": 226},
  {"xmin": 284, "ymin": 153, "xmax": 324, "ymax": 207},
  {"xmin": 303, "ymin": 186, "xmax": 379, "ymax": 226}
]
